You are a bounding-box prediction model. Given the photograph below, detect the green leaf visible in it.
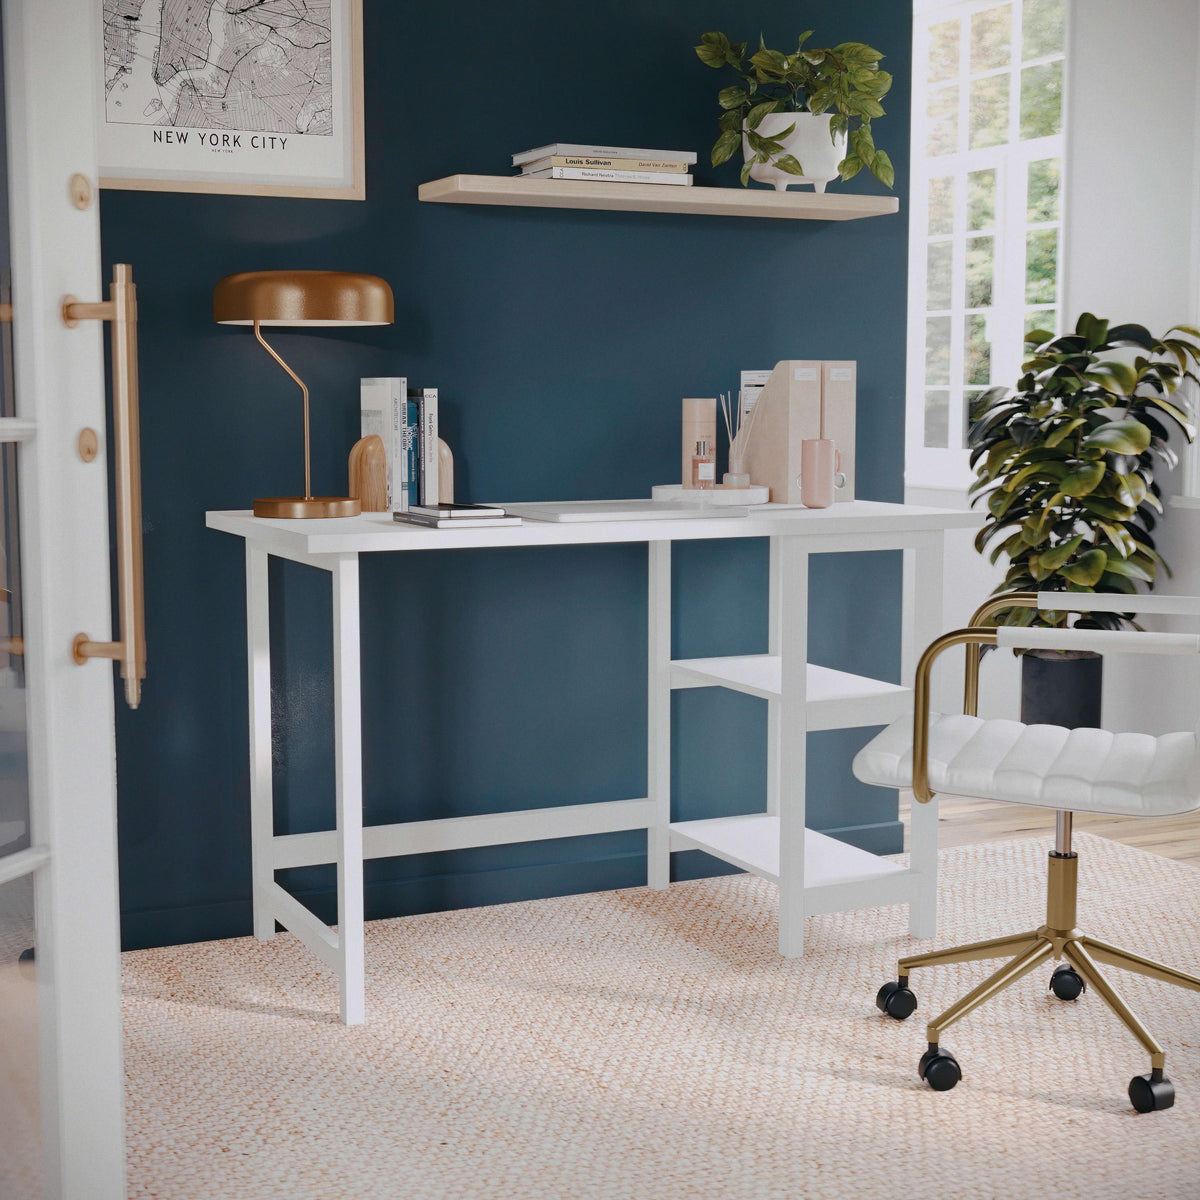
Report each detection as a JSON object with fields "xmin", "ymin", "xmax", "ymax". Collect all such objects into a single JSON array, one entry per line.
[
  {"xmin": 739, "ymin": 160, "xmax": 754, "ymax": 187},
  {"xmin": 695, "ymin": 33, "xmax": 730, "ymax": 68},
  {"xmin": 869, "ymin": 149, "xmax": 894, "ymax": 188},
  {"xmin": 1116, "ymin": 473, "xmax": 1147, "ymax": 508},
  {"xmin": 1059, "ymin": 549, "xmax": 1108, "ymax": 586},
  {"xmin": 718, "ymin": 86, "xmax": 751, "ymax": 110},
  {"xmin": 1044, "ymin": 417, "xmax": 1086, "ymax": 447},
  {"xmin": 850, "ymin": 124, "xmax": 876, "ymax": 165},
  {"xmin": 1076, "ymin": 313, "xmax": 1110, "ymax": 348},
  {"xmin": 1080, "ymin": 419, "xmax": 1152, "ymax": 455},
  {"xmin": 1060, "ymin": 461, "xmax": 1105, "ymax": 497},
  {"xmin": 773, "ymin": 153, "xmax": 804, "ymax": 175},
  {"xmin": 1103, "ymin": 557, "xmax": 1153, "ymax": 582},
  {"xmin": 1037, "ymin": 535, "xmax": 1084, "ymax": 571},
  {"xmin": 838, "ymin": 153, "xmax": 864, "ymax": 180},
  {"xmin": 746, "ymin": 100, "xmax": 784, "ymax": 131},
  {"xmin": 711, "ymin": 130, "xmax": 741, "ymax": 167}
]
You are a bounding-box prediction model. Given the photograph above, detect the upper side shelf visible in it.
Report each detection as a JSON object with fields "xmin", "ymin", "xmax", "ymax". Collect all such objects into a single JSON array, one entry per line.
[{"xmin": 418, "ymin": 175, "xmax": 900, "ymax": 221}]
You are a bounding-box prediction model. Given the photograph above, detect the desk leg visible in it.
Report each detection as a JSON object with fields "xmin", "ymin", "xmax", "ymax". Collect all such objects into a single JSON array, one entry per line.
[
  {"xmin": 777, "ymin": 539, "xmax": 809, "ymax": 958},
  {"xmin": 332, "ymin": 555, "xmax": 366, "ymax": 1025},
  {"xmin": 766, "ymin": 536, "xmax": 782, "ymax": 817},
  {"xmin": 647, "ymin": 540, "xmax": 671, "ymax": 890},
  {"xmin": 246, "ymin": 545, "xmax": 275, "ymax": 942},
  {"xmin": 904, "ymin": 532, "xmax": 945, "ymax": 939}
]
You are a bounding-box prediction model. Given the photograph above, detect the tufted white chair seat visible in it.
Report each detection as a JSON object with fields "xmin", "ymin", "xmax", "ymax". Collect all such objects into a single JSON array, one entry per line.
[{"xmin": 853, "ymin": 713, "xmax": 1200, "ymax": 819}]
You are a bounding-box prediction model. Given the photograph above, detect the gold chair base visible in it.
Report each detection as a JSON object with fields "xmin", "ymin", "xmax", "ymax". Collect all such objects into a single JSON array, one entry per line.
[{"xmin": 892, "ymin": 849, "xmax": 1200, "ymax": 1084}]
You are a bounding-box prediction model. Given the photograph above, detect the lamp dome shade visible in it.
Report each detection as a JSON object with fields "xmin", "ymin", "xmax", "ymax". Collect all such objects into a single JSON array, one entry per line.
[{"xmin": 213, "ymin": 270, "xmax": 394, "ymax": 327}]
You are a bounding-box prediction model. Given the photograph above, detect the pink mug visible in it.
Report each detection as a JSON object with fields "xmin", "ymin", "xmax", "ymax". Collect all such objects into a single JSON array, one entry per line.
[{"xmin": 801, "ymin": 439, "xmax": 841, "ymax": 508}]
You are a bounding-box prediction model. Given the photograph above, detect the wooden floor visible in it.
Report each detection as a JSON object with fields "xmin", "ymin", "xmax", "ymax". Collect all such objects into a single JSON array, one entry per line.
[{"xmin": 901, "ymin": 795, "xmax": 1200, "ymax": 865}]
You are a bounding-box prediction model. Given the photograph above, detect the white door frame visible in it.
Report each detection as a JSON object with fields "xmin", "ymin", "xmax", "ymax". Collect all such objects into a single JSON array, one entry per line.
[{"xmin": 4, "ymin": 3, "xmax": 127, "ymax": 1196}]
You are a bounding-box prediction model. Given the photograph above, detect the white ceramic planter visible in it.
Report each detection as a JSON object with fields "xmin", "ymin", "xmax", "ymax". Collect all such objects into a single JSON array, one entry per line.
[{"xmin": 742, "ymin": 112, "xmax": 848, "ymax": 193}]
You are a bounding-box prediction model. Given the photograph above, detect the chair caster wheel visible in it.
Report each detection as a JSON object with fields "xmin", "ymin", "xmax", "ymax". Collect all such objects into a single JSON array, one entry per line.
[
  {"xmin": 1129, "ymin": 1072, "xmax": 1175, "ymax": 1113},
  {"xmin": 1049, "ymin": 963, "xmax": 1086, "ymax": 1001},
  {"xmin": 876, "ymin": 980, "xmax": 917, "ymax": 1020},
  {"xmin": 919, "ymin": 1045, "xmax": 961, "ymax": 1092}
]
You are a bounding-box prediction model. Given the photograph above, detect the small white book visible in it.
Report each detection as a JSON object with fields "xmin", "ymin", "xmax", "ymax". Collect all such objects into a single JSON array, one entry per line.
[
  {"xmin": 523, "ymin": 167, "xmax": 694, "ymax": 186},
  {"xmin": 512, "ymin": 143, "xmax": 698, "ymax": 167},
  {"xmin": 520, "ymin": 155, "xmax": 691, "ymax": 173},
  {"xmin": 360, "ymin": 376, "xmax": 407, "ymax": 509}
]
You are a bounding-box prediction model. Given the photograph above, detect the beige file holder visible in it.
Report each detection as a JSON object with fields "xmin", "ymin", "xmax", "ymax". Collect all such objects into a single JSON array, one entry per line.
[{"xmin": 742, "ymin": 360, "xmax": 856, "ymax": 503}]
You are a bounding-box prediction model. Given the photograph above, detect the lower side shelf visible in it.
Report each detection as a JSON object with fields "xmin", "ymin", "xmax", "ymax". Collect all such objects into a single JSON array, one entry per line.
[{"xmin": 669, "ymin": 814, "xmax": 908, "ymax": 890}]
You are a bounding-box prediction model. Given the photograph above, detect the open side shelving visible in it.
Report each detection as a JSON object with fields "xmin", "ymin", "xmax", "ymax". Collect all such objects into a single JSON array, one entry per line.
[{"xmin": 669, "ymin": 655, "xmax": 910, "ymax": 730}]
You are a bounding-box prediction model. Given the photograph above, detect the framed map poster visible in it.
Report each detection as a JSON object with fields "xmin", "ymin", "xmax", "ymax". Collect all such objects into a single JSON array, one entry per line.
[{"xmin": 99, "ymin": 0, "xmax": 364, "ymax": 200}]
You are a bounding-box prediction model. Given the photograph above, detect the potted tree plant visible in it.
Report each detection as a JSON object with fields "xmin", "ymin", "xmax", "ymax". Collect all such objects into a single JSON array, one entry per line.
[
  {"xmin": 694, "ymin": 31, "xmax": 894, "ymax": 192},
  {"xmin": 968, "ymin": 314, "xmax": 1200, "ymax": 725}
]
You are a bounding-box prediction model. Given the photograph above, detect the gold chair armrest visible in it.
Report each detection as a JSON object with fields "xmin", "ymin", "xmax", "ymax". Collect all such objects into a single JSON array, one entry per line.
[
  {"xmin": 914, "ymin": 628, "xmax": 1000, "ymax": 804},
  {"xmin": 963, "ymin": 591, "xmax": 1037, "ymax": 716}
]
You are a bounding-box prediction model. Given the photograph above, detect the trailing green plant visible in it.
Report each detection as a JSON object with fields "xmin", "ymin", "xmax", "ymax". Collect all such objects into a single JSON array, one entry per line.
[
  {"xmin": 969, "ymin": 314, "xmax": 1200, "ymax": 632},
  {"xmin": 694, "ymin": 31, "xmax": 894, "ymax": 187}
]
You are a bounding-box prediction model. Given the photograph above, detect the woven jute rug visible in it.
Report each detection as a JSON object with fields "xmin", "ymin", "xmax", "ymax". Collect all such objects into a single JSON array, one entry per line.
[{"xmin": 122, "ymin": 833, "xmax": 1200, "ymax": 1199}]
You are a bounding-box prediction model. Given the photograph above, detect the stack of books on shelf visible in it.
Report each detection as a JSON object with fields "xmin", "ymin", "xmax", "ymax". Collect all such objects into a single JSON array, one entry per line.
[
  {"xmin": 360, "ymin": 376, "xmax": 439, "ymax": 513},
  {"xmin": 394, "ymin": 503, "xmax": 520, "ymax": 529},
  {"xmin": 512, "ymin": 143, "xmax": 697, "ymax": 187}
]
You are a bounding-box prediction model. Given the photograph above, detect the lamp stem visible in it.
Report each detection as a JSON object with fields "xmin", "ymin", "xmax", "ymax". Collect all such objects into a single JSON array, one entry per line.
[{"xmin": 254, "ymin": 320, "xmax": 312, "ymax": 500}]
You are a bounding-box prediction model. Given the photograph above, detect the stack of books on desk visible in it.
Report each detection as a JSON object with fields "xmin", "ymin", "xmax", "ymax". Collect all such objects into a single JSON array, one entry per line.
[
  {"xmin": 512, "ymin": 143, "xmax": 697, "ymax": 186},
  {"xmin": 393, "ymin": 503, "xmax": 521, "ymax": 529}
]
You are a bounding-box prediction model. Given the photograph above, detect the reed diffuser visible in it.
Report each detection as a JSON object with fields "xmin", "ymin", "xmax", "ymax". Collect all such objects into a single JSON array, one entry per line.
[{"xmin": 722, "ymin": 388, "xmax": 764, "ymax": 487}]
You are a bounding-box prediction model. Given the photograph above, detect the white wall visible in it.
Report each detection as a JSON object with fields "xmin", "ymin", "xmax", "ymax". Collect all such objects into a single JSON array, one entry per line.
[
  {"xmin": 911, "ymin": 0, "xmax": 1200, "ymax": 734},
  {"xmin": 1064, "ymin": 0, "xmax": 1200, "ymax": 733}
]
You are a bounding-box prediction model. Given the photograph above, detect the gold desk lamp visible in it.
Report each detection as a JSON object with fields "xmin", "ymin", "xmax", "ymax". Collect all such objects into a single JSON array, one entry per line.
[{"xmin": 214, "ymin": 270, "xmax": 394, "ymax": 518}]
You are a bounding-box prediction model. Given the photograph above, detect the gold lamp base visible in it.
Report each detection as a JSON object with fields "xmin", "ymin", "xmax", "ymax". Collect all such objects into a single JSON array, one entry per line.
[{"xmin": 254, "ymin": 496, "xmax": 362, "ymax": 519}]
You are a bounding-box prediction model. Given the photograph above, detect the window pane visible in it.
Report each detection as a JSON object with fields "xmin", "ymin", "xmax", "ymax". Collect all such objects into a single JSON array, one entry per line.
[
  {"xmin": 969, "ymin": 74, "xmax": 1009, "ymax": 148},
  {"xmin": 1021, "ymin": 61, "xmax": 1062, "ymax": 139},
  {"xmin": 926, "ymin": 242, "xmax": 953, "ymax": 310},
  {"xmin": 929, "ymin": 19, "xmax": 961, "ymax": 83},
  {"xmin": 967, "ymin": 168, "xmax": 996, "ymax": 230},
  {"xmin": 966, "ymin": 236, "xmax": 994, "ymax": 308},
  {"xmin": 1027, "ymin": 158, "xmax": 1060, "ymax": 222},
  {"xmin": 1023, "ymin": 0, "xmax": 1065, "ymax": 59},
  {"xmin": 971, "ymin": 6, "xmax": 1012, "ymax": 72},
  {"xmin": 925, "ymin": 390, "xmax": 950, "ymax": 448},
  {"xmin": 1026, "ymin": 308, "xmax": 1057, "ymax": 339},
  {"xmin": 964, "ymin": 390, "xmax": 987, "ymax": 447},
  {"xmin": 928, "ymin": 175, "xmax": 955, "ymax": 235},
  {"xmin": 927, "ymin": 86, "xmax": 959, "ymax": 156},
  {"xmin": 926, "ymin": 316, "xmax": 952, "ymax": 385},
  {"xmin": 0, "ymin": 874, "xmax": 42, "ymax": 1200},
  {"xmin": 965, "ymin": 314, "xmax": 992, "ymax": 385},
  {"xmin": 1026, "ymin": 228, "xmax": 1058, "ymax": 302}
]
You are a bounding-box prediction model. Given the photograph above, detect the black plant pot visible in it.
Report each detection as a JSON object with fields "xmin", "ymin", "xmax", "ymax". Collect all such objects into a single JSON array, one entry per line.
[{"xmin": 1020, "ymin": 650, "xmax": 1103, "ymax": 728}]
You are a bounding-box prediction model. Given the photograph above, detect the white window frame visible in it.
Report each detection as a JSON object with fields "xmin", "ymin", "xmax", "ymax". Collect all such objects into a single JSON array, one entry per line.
[{"xmin": 906, "ymin": 0, "xmax": 1068, "ymax": 491}]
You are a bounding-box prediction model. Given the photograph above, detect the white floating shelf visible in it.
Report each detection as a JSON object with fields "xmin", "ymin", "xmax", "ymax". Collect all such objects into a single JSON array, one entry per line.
[
  {"xmin": 669, "ymin": 656, "xmax": 910, "ymax": 730},
  {"xmin": 669, "ymin": 815, "xmax": 907, "ymax": 893},
  {"xmin": 418, "ymin": 175, "xmax": 900, "ymax": 221}
]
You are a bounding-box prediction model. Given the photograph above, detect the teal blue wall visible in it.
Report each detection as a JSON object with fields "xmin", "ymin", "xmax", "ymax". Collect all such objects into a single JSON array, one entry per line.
[{"xmin": 102, "ymin": 0, "xmax": 912, "ymax": 948}]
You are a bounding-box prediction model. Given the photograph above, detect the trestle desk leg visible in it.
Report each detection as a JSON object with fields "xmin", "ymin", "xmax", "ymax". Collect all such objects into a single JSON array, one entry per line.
[
  {"xmin": 333, "ymin": 555, "xmax": 366, "ymax": 1025},
  {"xmin": 647, "ymin": 540, "xmax": 672, "ymax": 889},
  {"xmin": 777, "ymin": 539, "xmax": 809, "ymax": 958},
  {"xmin": 246, "ymin": 544, "xmax": 276, "ymax": 942}
]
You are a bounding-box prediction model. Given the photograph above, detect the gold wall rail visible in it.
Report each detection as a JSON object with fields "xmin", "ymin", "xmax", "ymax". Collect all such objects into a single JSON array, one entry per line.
[{"xmin": 64, "ymin": 264, "xmax": 146, "ymax": 708}]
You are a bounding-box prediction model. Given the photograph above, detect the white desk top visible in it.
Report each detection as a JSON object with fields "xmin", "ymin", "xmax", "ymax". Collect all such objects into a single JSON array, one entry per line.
[{"xmin": 207, "ymin": 500, "xmax": 980, "ymax": 558}]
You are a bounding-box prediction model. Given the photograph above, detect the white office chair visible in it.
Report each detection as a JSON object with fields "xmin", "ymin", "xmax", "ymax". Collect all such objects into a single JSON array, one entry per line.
[{"xmin": 852, "ymin": 591, "xmax": 1200, "ymax": 1113}]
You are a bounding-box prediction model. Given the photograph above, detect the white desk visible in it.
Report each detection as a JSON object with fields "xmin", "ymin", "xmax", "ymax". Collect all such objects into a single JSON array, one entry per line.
[{"xmin": 208, "ymin": 501, "xmax": 979, "ymax": 1024}]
